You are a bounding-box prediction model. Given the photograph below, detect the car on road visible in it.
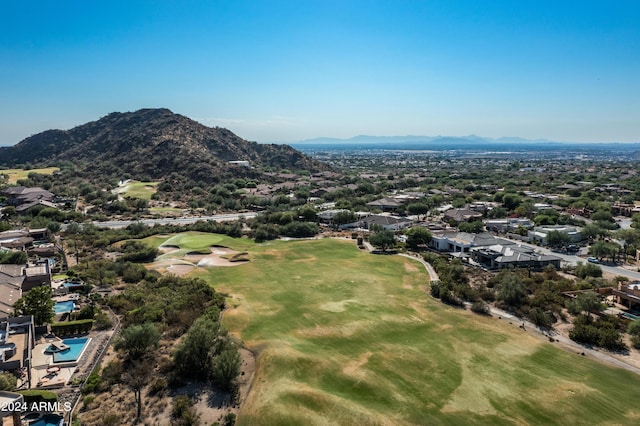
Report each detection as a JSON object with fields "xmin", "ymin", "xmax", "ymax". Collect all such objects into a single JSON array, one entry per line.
[{"xmin": 587, "ymin": 257, "xmax": 599, "ymax": 264}]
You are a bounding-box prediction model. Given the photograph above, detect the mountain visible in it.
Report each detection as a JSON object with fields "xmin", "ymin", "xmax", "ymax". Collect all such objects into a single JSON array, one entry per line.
[{"xmin": 0, "ymin": 109, "xmax": 327, "ymax": 183}]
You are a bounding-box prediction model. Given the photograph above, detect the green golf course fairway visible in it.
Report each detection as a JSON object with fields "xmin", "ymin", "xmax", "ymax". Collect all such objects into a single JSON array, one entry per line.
[
  {"xmin": 155, "ymin": 233, "xmax": 640, "ymax": 425},
  {"xmin": 114, "ymin": 180, "xmax": 159, "ymax": 199}
]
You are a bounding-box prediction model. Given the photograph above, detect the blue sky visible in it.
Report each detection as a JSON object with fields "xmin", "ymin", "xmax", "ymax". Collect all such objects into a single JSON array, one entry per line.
[{"xmin": 1, "ymin": 0, "xmax": 639, "ymax": 144}]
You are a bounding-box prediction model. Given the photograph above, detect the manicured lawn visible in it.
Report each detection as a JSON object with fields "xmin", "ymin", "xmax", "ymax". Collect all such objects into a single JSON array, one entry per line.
[
  {"xmin": 156, "ymin": 234, "xmax": 640, "ymax": 425},
  {"xmin": 113, "ymin": 180, "xmax": 159, "ymax": 200},
  {"xmin": 0, "ymin": 167, "xmax": 59, "ymax": 184}
]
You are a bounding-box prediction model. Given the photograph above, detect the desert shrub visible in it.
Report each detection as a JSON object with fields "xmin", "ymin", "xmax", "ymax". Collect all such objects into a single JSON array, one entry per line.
[
  {"xmin": 470, "ymin": 301, "xmax": 490, "ymax": 315},
  {"xmin": 148, "ymin": 377, "xmax": 168, "ymax": 396}
]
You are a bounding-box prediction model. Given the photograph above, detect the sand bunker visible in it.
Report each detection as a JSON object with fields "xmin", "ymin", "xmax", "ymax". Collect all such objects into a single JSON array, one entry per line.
[
  {"xmin": 158, "ymin": 244, "xmax": 179, "ymax": 254},
  {"xmin": 183, "ymin": 246, "xmax": 248, "ymax": 267},
  {"xmin": 150, "ymin": 245, "xmax": 248, "ymax": 276},
  {"xmin": 166, "ymin": 264, "xmax": 196, "ymax": 276}
]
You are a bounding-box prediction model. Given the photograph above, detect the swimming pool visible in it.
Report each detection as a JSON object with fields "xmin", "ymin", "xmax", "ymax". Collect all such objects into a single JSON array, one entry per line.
[
  {"xmin": 53, "ymin": 301, "xmax": 75, "ymax": 314},
  {"xmin": 63, "ymin": 281, "xmax": 83, "ymax": 288},
  {"xmin": 29, "ymin": 414, "xmax": 64, "ymax": 426},
  {"xmin": 51, "ymin": 337, "xmax": 90, "ymax": 363}
]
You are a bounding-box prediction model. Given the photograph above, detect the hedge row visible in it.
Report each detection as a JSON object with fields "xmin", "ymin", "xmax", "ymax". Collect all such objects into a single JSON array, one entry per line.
[
  {"xmin": 51, "ymin": 319, "xmax": 94, "ymax": 336},
  {"xmin": 18, "ymin": 389, "xmax": 58, "ymax": 404}
]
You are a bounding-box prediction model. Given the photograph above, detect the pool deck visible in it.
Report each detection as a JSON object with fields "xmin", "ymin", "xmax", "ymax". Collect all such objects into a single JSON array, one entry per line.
[
  {"xmin": 31, "ymin": 339, "xmax": 82, "ymax": 389},
  {"xmin": 51, "ymin": 293, "xmax": 80, "ymax": 303}
]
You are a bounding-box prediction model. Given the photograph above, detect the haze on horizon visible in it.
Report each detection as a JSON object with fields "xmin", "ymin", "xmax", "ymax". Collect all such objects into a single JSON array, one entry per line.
[{"xmin": 1, "ymin": 0, "xmax": 638, "ymax": 146}]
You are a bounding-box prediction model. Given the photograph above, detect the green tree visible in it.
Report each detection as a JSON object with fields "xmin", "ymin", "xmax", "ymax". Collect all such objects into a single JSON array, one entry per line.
[
  {"xmin": 565, "ymin": 292, "xmax": 602, "ymax": 317},
  {"xmin": 627, "ymin": 320, "xmax": 640, "ymax": 349},
  {"xmin": 211, "ymin": 345, "xmax": 242, "ymax": 391},
  {"xmin": 546, "ymin": 230, "xmax": 571, "ymax": 248},
  {"xmin": 13, "ymin": 286, "xmax": 55, "ymax": 326},
  {"xmin": 574, "ymin": 262, "xmax": 602, "ymax": 279},
  {"xmin": 114, "ymin": 323, "xmax": 160, "ymax": 359},
  {"xmin": 173, "ymin": 316, "xmax": 241, "ymax": 389},
  {"xmin": 405, "ymin": 227, "xmax": 432, "ymax": 250},
  {"xmin": 0, "ymin": 250, "xmax": 28, "ymax": 264},
  {"xmin": 368, "ymin": 229, "xmax": 396, "ymax": 252},
  {"xmin": 502, "ymin": 193, "xmax": 521, "ymax": 210},
  {"xmin": 590, "ymin": 210, "xmax": 614, "ymax": 223},
  {"xmin": 582, "ymin": 223, "xmax": 607, "ymax": 241},
  {"xmin": 407, "ymin": 203, "xmax": 430, "ymax": 218},
  {"xmin": 332, "ymin": 211, "xmax": 356, "ymax": 228},
  {"xmin": 297, "ymin": 205, "xmax": 317, "ymax": 221},
  {"xmin": 589, "ymin": 241, "xmax": 620, "ymax": 262},
  {"xmin": 458, "ymin": 220, "xmax": 484, "ymax": 234},
  {"xmin": 1, "ymin": 206, "xmax": 16, "ymax": 218},
  {"xmin": 0, "ymin": 372, "xmax": 17, "ymax": 391},
  {"xmin": 496, "ymin": 272, "xmax": 526, "ymax": 307},
  {"xmin": 616, "ymin": 228, "xmax": 640, "ymax": 260},
  {"xmin": 173, "ymin": 316, "xmax": 223, "ymax": 378},
  {"xmin": 486, "ymin": 207, "xmax": 508, "ymax": 219}
]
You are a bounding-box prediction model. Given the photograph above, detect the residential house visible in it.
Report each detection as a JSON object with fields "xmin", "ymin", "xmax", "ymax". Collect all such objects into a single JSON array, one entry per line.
[
  {"xmin": 443, "ymin": 208, "xmax": 483, "ymax": 224},
  {"xmin": 471, "ymin": 244, "xmax": 562, "ymax": 270},
  {"xmin": 2, "ymin": 187, "xmax": 56, "ymax": 212},
  {"xmin": 366, "ymin": 197, "xmax": 402, "ymax": 212},
  {"xmin": 0, "ymin": 228, "xmax": 49, "ymax": 250},
  {"xmin": 342, "ymin": 214, "xmax": 413, "ymax": 231},
  {"xmin": 528, "ymin": 225, "xmax": 582, "ymax": 245},
  {"xmin": 612, "ymin": 203, "xmax": 640, "ymax": 217},
  {"xmin": 0, "ymin": 262, "xmax": 52, "ymax": 316},
  {"xmin": 317, "ymin": 209, "xmax": 351, "ymax": 222},
  {"xmin": 429, "ymin": 231, "xmax": 506, "ymax": 253},
  {"xmin": 485, "ymin": 218, "xmax": 534, "ymax": 233},
  {"xmin": 612, "ymin": 281, "xmax": 640, "ymax": 311},
  {"xmin": 0, "ymin": 316, "xmax": 35, "ymax": 373}
]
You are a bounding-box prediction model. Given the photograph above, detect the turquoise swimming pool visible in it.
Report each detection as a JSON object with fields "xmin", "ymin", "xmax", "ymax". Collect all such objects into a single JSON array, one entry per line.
[
  {"xmin": 50, "ymin": 337, "xmax": 90, "ymax": 363},
  {"xmin": 29, "ymin": 414, "xmax": 64, "ymax": 426},
  {"xmin": 54, "ymin": 300, "xmax": 75, "ymax": 314}
]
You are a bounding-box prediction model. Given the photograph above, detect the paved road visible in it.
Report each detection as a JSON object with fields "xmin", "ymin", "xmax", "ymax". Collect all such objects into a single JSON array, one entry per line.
[{"xmin": 90, "ymin": 213, "xmax": 257, "ymax": 229}]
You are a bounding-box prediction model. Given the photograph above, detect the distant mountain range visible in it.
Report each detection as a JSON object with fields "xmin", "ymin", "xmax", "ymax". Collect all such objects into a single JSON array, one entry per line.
[
  {"xmin": 288, "ymin": 135, "xmax": 640, "ymax": 158},
  {"xmin": 293, "ymin": 135, "xmax": 558, "ymax": 145},
  {"xmin": 0, "ymin": 108, "xmax": 327, "ymax": 184}
]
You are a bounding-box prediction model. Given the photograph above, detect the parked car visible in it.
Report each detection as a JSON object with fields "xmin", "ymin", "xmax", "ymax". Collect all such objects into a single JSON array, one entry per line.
[{"xmin": 587, "ymin": 257, "xmax": 599, "ymax": 264}]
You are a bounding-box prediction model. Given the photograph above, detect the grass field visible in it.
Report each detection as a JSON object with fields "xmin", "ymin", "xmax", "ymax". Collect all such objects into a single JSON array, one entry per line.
[
  {"xmin": 113, "ymin": 180, "xmax": 159, "ymax": 199},
  {"xmin": 149, "ymin": 207, "xmax": 185, "ymax": 214},
  {"xmin": 155, "ymin": 234, "xmax": 640, "ymax": 425},
  {"xmin": 0, "ymin": 167, "xmax": 59, "ymax": 184}
]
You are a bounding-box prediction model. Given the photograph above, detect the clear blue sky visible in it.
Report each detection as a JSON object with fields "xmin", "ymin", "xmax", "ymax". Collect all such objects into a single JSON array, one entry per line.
[{"xmin": 1, "ymin": 0, "xmax": 639, "ymax": 144}]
